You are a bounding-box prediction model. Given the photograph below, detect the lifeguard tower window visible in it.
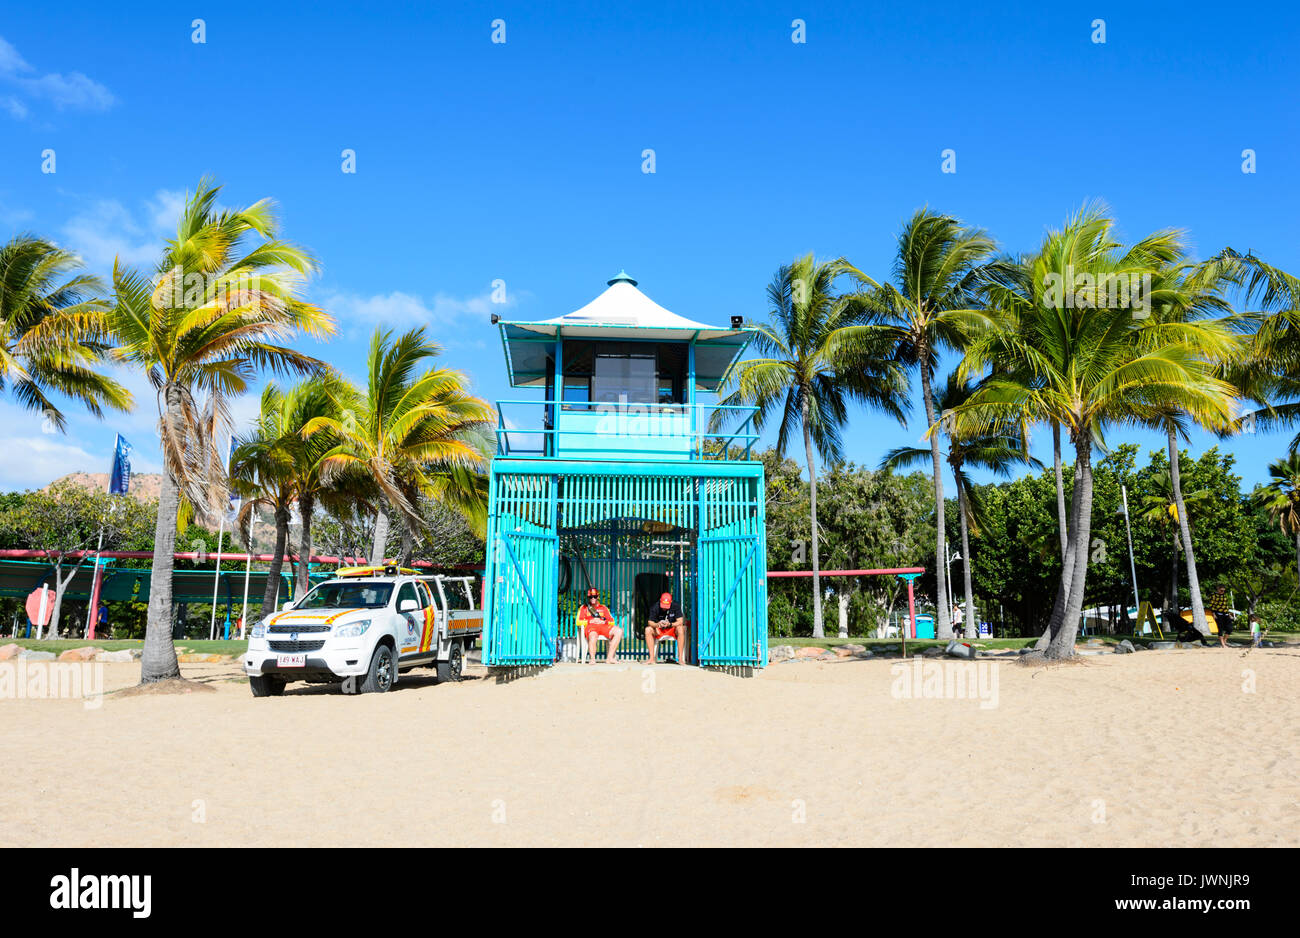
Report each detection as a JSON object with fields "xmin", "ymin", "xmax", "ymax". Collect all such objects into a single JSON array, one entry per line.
[{"xmin": 560, "ymin": 340, "xmax": 687, "ymax": 408}]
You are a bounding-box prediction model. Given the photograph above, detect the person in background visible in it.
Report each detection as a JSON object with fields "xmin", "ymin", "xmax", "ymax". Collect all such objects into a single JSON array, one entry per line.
[
  {"xmin": 577, "ymin": 587, "xmax": 621, "ymax": 664},
  {"xmin": 1206, "ymin": 585, "xmax": 1234, "ymax": 648},
  {"xmin": 1251, "ymin": 614, "xmax": 1263, "ymax": 647}
]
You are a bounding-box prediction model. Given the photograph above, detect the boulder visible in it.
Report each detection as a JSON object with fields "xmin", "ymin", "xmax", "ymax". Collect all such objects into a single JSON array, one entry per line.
[
  {"xmin": 768, "ymin": 645, "xmax": 796, "ymax": 663},
  {"xmin": 794, "ymin": 646, "xmax": 827, "ymax": 659},
  {"xmin": 58, "ymin": 646, "xmax": 100, "ymax": 662},
  {"xmin": 944, "ymin": 640, "xmax": 976, "ymax": 659},
  {"xmin": 831, "ymin": 644, "xmax": 865, "ymax": 658},
  {"xmin": 0, "ymin": 643, "xmax": 21, "ymax": 661},
  {"xmin": 852, "ymin": 649, "xmax": 874, "ymax": 659},
  {"xmin": 921, "ymin": 646, "xmax": 945, "ymax": 658},
  {"xmin": 17, "ymin": 649, "xmax": 55, "ymax": 661},
  {"xmin": 1150, "ymin": 641, "xmax": 1177, "ymax": 650},
  {"xmin": 96, "ymin": 649, "xmax": 138, "ymax": 663}
]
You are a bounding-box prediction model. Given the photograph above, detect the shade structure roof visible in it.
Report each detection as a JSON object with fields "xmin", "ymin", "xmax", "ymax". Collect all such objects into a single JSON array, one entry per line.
[{"xmin": 498, "ymin": 273, "xmax": 752, "ymax": 390}]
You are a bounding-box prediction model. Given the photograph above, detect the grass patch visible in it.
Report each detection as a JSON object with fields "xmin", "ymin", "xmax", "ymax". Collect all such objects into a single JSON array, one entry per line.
[
  {"xmin": 3, "ymin": 638, "xmax": 248, "ymax": 656},
  {"xmin": 773, "ymin": 636, "xmax": 1040, "ymax": 651}
]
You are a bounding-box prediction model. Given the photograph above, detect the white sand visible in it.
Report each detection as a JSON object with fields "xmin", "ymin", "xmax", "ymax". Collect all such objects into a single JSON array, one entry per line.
[{"xmin": 2, "ymin": 647, "xmax": 1297, "ymax": 847}]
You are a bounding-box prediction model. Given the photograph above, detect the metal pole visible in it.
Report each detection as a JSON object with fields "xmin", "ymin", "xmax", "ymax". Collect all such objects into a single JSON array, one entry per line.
[
  {"xmin": 85, "ymin": 526, "xmax": 104, "ymax": 638},
  {"xmin": 945, "ymin": 541, "xmax": 955, "ymax": 635},
  {"xmin": 1121, "ymin": 484, "xmax": 1141, "ymax": 615},
  {"xmin": 905, "ymin": 576, "xmax": 916, "ymax": 652},
  {"xmin": 240, "ymin": 513, "xmax": 256, "ymax": 638},
  {"xmin": 209, "ymin": 515, "xmax": 225, "ymax": 640}
]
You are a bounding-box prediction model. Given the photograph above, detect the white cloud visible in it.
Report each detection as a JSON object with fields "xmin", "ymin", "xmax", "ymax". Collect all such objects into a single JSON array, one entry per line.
[
  {"xmin": 0, "ymin": 435, "xmax": 103, "ymax": 490},
  {"xmin": 322, "ymin": 287, "xmax": 517, "ymax": 338},
  {"xmin": 0, "ymin": 36, "xmax": 30, "ymax": 74},
  {"xmin": 61, "ymin": 189, "xmax": 184, "ymax": 272},
  {"xmin": 19, "ymin": 71, "xmax": 114, "ymax": 111},
  {"xmin": 0, "ymin": 34, "xmax": 115, "ymax": 118}
]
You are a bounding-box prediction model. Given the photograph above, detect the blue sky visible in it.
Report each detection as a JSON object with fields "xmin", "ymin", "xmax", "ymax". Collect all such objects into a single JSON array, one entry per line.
[{"xmin": 0, "ymin": 0, "xmax": 1297, "ymax": 492}]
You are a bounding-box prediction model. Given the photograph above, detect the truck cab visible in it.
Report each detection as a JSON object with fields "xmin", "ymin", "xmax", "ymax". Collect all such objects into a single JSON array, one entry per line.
[{"xmin": 242, "ymin": 565, "xmax": 483, "ymax": 696}]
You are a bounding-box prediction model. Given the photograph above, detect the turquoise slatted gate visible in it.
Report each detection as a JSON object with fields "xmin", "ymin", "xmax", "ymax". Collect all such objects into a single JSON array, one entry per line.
[
  {"xmin": 486, "ymin": 474, "xmax": 559, "ymax": 665},
  {"xmin": 696, "ymin": 476, "xmax": 766, "ymax": 667}
]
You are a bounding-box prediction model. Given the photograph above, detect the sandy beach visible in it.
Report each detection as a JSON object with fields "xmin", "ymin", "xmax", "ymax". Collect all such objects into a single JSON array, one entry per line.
[{"xmin": 2, "ymin": 647, "xmax": 1297, "ymax": 848}]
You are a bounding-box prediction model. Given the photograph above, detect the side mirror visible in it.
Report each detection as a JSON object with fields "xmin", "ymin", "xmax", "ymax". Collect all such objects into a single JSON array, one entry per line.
[
  {"xmin": 399, "ymin": 599, "xmax": 418, "ymax": 613},
  {"xmin": 281, "ymin": 601, "xmax": 295, "ymax": 611}
]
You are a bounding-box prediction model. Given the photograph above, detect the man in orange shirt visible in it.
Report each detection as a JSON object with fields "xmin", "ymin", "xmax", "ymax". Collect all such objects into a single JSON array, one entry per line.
[{"xmin": 577, "ymin": 587, "xmax": 622, "ymax": 664}]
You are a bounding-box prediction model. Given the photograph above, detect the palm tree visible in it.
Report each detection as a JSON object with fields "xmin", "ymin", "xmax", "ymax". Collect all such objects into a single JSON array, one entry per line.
[
  {"xmin": 1138, "ymin": 468, "xmax": 1212, "ymax": 621},
  {"xmin": 881, "ymin": 372, "xmax": 1039, "ymax": 639},
  {"xmin": 979, "ymin": 255, "xmax": 1071, "ymax": 563},
  {"xmin": 0, "ymin": 234, "xmax": 132, "ymax": 425},
  {"xmin": 1133, "ymin": 252, "xmax": 1244, "ymax": 636},
  {"xmin": 108, "ymin": 178, "xmax": 335, "ymax": 683},
  {"xmin": 308, "ymin": 326, "xmax": 493, "ymax": 564},
  {"xmin": 713, "ymin": 254, "xmax": 908, "ymax": 638},
  {"xmin": 1256, "ymin": 452, "xmax": 1300, "ymax": 585},
  {"xmin": 847, "ymin": 209, "xmax": 998, "ymax": 639},
  {"xmin": 951, "ymin": 204, "xmax": 1235, "ymax": 658},
  {"xmin": 230, "ymin": 380, "xmax": 343, "ymax": 614}
]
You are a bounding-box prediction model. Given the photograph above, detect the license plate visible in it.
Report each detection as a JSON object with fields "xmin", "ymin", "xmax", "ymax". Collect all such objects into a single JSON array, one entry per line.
[{"xmin": 276, "ymin": 654, "xmax": 306, "ymax": 668}]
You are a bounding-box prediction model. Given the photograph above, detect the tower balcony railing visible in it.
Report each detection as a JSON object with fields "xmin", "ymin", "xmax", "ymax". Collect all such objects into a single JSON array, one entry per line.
[{"xmin": 494, "ymin": 399, "xmax": 760, "ymax": 461}]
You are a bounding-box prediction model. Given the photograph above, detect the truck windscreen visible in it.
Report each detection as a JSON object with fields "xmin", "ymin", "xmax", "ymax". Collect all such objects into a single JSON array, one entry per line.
[{"xmin": 296, "ymin": 581, "xmax": 394, "ymax": 609}]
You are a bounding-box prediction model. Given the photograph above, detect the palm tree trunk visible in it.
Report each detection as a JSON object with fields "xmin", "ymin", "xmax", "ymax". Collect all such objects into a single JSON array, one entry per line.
[
  {"xmin": 1295, "ymin": 530, "xmax": 1300, "ymax": 588},
  {"xmin": 801, "ymin": 400, "xmax": 824, "ymax": 639},
  {"xmin": 296, "ymin": 494, "xmax": 314, "ymax": 597},
  {"xmin": 958, "ymin": 482, "xmax": 976, "ymax": 640},
  {"xmin": 920, "ymin": 362, "xmax": 951, "ymax": 640},
  {"xmin": 370, "ymin": 507, "xmax": 390, "ymax": 566},
  {"xmin": 1168, "ymin": 530, "xmax": 1180, "ymax": 622},
  {"xmin": 142, "ymin": 387, "xmax": 183, "ymax": 683},
  {"xmin": 1036, "ymin": 458, "xmax": 1082, "ymax": 651},
  {"xmin": 260, "ymin": 506, "xmax": 289, "ymax": 616},
  {"xmin": 1046, "ymin": 438, "xmax": 1094, "ymax": 658},
  {"xmin": 398, "ymin": 519, "xmax": 415, "ymax": 567},
  {"xmin": 1053, "ymin": 422, "xmax": 1068, "ymax": 562},
  {"xmin": 1168, "ymin": 427, "xmax": 1208, "ymax": 635}
]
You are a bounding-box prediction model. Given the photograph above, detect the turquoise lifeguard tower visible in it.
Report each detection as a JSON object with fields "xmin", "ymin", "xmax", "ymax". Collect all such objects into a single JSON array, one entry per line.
[{"xmin": 481, "ymin": 272, "xmax": 769, "ymax": 668}]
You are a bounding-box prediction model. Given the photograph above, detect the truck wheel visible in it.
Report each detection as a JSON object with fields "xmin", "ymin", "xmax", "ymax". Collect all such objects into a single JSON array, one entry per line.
[
  {"xmin": 359, "ymin": 644, "xmax": 395, "ymax": 694},
  {"xmin": 249, "ymin": 674, "xmax": 286, "ymax": 697},
  {"xmin": 437, "ymin": 641, "xmax": 464, "ymax": 683}
]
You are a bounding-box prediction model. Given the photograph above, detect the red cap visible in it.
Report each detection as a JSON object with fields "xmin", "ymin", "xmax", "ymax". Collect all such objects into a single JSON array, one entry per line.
[
  {"xmin": 586, "ymin": 587, "xmax": 600, "ymax": 598},
  {"xmin": 659, "ymin": 592, "xmax": 673, "ymax": 607}
]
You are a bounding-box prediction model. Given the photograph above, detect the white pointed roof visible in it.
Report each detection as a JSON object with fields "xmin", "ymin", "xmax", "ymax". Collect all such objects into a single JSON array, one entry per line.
[
  {"xmin": 497, "ymin": 271, "xmax": 753, "ymax": 389},
  {"xmin": 510, "ymin": 272, "xmax": 738, "ymax": 339}
]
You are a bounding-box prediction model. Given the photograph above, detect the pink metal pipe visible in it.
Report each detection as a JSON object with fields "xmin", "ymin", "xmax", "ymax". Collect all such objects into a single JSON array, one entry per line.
[{"xmin": 766, "ymin": 567, "xmax": 924, "ymax": 577}]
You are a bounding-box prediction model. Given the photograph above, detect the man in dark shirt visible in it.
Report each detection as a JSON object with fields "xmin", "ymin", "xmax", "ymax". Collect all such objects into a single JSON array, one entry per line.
[{"xmin": 645, "ymin": 592, "xmax": 688, "ymax": 665}]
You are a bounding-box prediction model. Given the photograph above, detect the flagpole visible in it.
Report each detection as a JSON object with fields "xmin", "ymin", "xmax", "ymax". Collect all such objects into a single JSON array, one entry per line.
[
  {"xmin": 87, "ymin": 433, "xmax": 123, "ymax": 640},
  {"xmin": 209, "ymin": 517, "xmax": 225, "ymax": 640},
  {"xmin": 240, "ymin": 511, "xmax": 255, "ymax": 640},
  {"xmin": 209, "ymin": 432, "xmax": 232, "ymax": 640},
  {"xmin": 85, "ymin": 527, "xmax": 105, "ymax": 639}
]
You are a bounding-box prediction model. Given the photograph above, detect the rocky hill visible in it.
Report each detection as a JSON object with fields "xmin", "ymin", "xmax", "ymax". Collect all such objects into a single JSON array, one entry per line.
[{"xmin": 44, "ymin": 471, "xmax": 164, "ymax": 501}]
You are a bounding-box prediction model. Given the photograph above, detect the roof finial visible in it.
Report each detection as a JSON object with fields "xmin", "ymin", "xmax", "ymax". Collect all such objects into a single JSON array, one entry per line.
[{"xmin": 607, "ymin": 269, "xmax": 638, "ymax": 287}]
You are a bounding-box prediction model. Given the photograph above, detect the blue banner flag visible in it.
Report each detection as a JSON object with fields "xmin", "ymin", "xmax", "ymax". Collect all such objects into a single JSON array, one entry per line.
[{"xmin": 108, "ymin": 434, "xmax": 132, "ymax": 495}]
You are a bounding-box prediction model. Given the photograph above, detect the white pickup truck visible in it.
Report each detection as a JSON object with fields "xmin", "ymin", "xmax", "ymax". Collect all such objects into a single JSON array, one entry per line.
[{"xmin": 243, "ymin": 566, "xmax": 483, "ymax": 696}]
